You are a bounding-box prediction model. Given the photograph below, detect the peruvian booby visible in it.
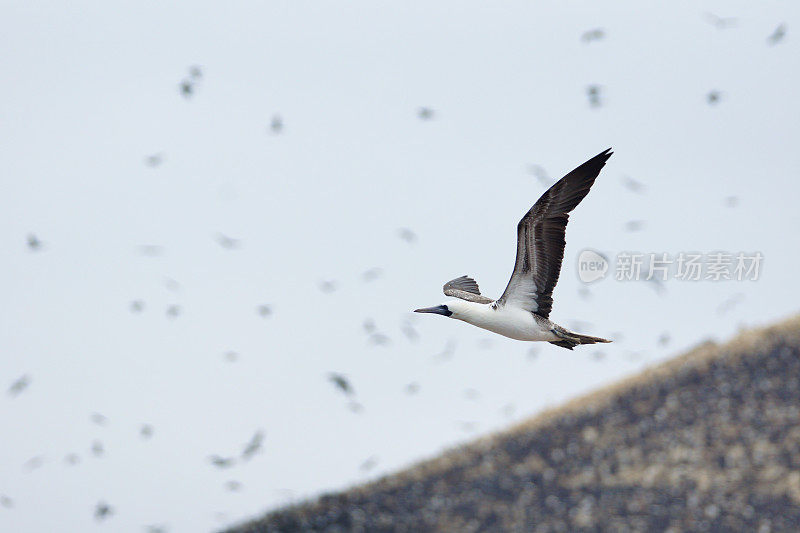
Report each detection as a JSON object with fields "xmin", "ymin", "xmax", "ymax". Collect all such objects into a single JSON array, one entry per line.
[{"xmin": 414, "ymin": 149, "xmax": 613, "ymax": 350}]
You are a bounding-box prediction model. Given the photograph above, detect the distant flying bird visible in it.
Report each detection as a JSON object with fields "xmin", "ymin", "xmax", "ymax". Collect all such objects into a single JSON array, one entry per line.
[
  {"xmin": 401, "ymin": 321, "xmax": 419, "ymax": 342},
  {"xmin": 24, "ymin": 456, "xmax": 44, "ymax": 471},
  {"xmin": 361, "ymin": 267, "xmax": 383, "ymax": 282},
  {"xmin": 767, "ymin": 24, "xmax": 786, "ymax": 45},
  {"xmin": 94, "ymin": 501, "xmax": 113, "ymax": 521},
  {"xmin": 64, "ymin": 453, "xmax": 80, "ymax": 465},
  {"xmin": 129, "ymin": 300, "xmax": 145, "ymax": 313},
  {"xmin": 417, "ymin": 107, "xmax": 435, "ymax": 120},
  {"xmin": 179, "ymin": 79, "xmax": 193, "ymax": 98},
  {"xmin": 724, "ymin": 195, "xmax": 739, "ymax": 208},
  {"xmin": 368, "ymin": 332, "xmax": 390, "ymax": 346},
  {"xmin": 189, "ymin": 65, "xmax": 203, "ymax": 79},
  {"xmin": 328, "ymin": 373, "xmax": 353, "ymax": 396},
  {"xmin": 414, "ymin": 150, "xmax": 613, "ymax": 350},
  {"xmin": 144, "ymin": 153, "xmax": 164, "ymax": 167},
  {"xmin": 527, "ymin": 164, "xmax": 554, "ymax": 187},
  {"xmin": 224, "ymin": 350, "xmax": 239, "ymax": 362},
  {"xmin": 90, "ymin": 413, "xmax": 108, "ymax": 426},
  {"xmin": 581, "ymin": 28, "xmax": 605, "ymax": 43},
  {"xmin": 26, "ymin": 234, "xmax": 42, "ymax": 251},
  {"xmin": 657, "ymin": 332, "xmax": 671, "ymax": 347},
  {"xmin": 704, "ymin": 12, "xmax": 737, "ymax": 29},
  {"xmin": 257, "ymin": 305, "xmax": 272, "ymax": 318},
  {"xmin": 209, "ymin": 455, "xmax": 236, "ymax": 469},
  {"xmin": 404, "ymin": 382, "xmax": 420, "ymax": 395},
  {"xmin": 318, "ymin": 280, "xmax": 338, "ymax": 293},
  {"xmin": 621, "ymin": 176, "xmax": 645, "ymax": 194},
  {"xmin": 216, "ymin": 234, "xmax": 241, "ymax": 249},
  {"xmin": 397, "ymin": 228, "xmax": 417, "ymax": 243},
  {"xmin": 0, "ymin": 495, "xmax": 13, "ymax": 508},
  {"xmin": 586, "ymin": 85, "xmax": 602, "ymax": 108},
  {"xmin": 270, "ymin": 114, "xmax": 284, "ymax": 134},
  {"xmin": 225, "ymin": 480, "xmax": 243, "ymax": 492},
  {"xmin": 624, "ymin": 220, "xmax": 646, "ymax": 232},
  {"xmin": 138, "ymin": 244, "xmax": 164, "ymax": 257},
  {"xmin": 241, "ymin": 430, "xmax": 264, "ymax": 461},
  {"xmin": 140, "ymin": 424, "xmax": 154, "ymax": 439},
  {"xmin": 706, "ymin": 90, "xmax": 722, "ymax": 105},
  {"xmin": 8, "ymin": 375, "xmax": 30, "ymax": 397},
  {"xmin": 166, "ymin": 305, "xmax": 181, "ymax": 319},
  {"xmin": 359, "ymin": 456, "xmax": 378, "ymax": 472},
  {"xmin": 91, "ymin": 440, "xmax": 104, "ymax": 457}
]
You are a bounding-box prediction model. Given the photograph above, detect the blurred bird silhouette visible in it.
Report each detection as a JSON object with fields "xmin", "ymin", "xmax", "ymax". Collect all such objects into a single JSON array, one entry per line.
[
  {"xmin": 417, "ymin": 107, "xmax": 435, "ymax": 120},
  {"xmin": 216, "ymin": 234, "xmax": 241, "ymax": 249},
  {"xmin": 724, "ymin": 196, "xmax": 739, "ymax": 208},
  {"xmin": 209, "ymin": 455, "xmax": 236, "ymax": 469},
  {"xmin": 64, "ymin": 453, "xmax": 80, "ymax": 465},
  {"xmin": 130, "ymin": 300, "xmax": 145, "ymax": 313},
  {"xmin": 397, "ymin": 228, "xmax": 417, "ymax": 243},
  {"xmin": 26, "ymin": 234, "xmax": 42, "ymax": 251},
  {"xmin": 179, "ymin": 79, "xmax": 193, "ymax": 98},
  {"xmin": 241, "ymin": 430, "xmax": 264, "ymax": 461},
  {"xmin": 404, "ymin": 382, "xmax": 420, "ymax": 395},
  {"xmin": 621, "ymin": 176, "xmax": 645, "ymax": 194},
  {"xmin": 94, "ymin": 501, "xmax": 113, "ymax": 521},
  {"xmin": 166, "ymin": 305, "xmax": 181, "ymax": 319},
  {"xmin": 138, "ymin": 245, "xmax": 164, "ymax": 257},
  {"xmin": 433, "ymin": 339, "xmax": 456, "ymax": 361},
  {"xmin": 270, "ymin": 114, "xmax": 284, "ymax": 134},
  {"xmin": 717, "ymin": 293, "xmax": 745, "ymax": 316},
  {"xmin": 319, "ymin": 280, "xmax": 338, "ymax": 294},
  {"xmin": 189, "ymin": 65, "xmax": 203, "ymax": 79},
  {"xmin": 360, "ymin": 456, "xmax": 378, "ymax": 472},
  {"xmin": 704, "ymin": 12, "xmax": 737, "ymax": 29},
  {"xmin": 91, "ymin": 440, "xmax": 104, "ymax": 457},
  {"xmin": 328, "ymin": 373, "xmax": 354, "ymax": 396},
  {"xmin": 224, "ymin": 351, "xmax": 239, "ymax": 362},
  {"xmin": 90, "ymin": 413, "xmax": 108, "ymax": 426},
  {"xmin": 362, "ymin": 318, "xmax": 377, "ymax": 334},
  {"xmin": 257, "ymin": 305, "xmax": 272, "ymax": 318},
  {"xmin": 0, "ymin": 495, "xmax": 13, "ymax": 508},
  {"xmin": 581, "ymin": 28, "xmax": 605, "ymax": 43},
  {"xmin": 657, "ymin": 332, "xmax": 671, "ymax": 347},
  {"xmin": 8, "ymin": 375, "xmax": 30, "ymax": 397},
  {"xmin": 527, "ymin": 164, "xmax": 554, "ymax": 187},
  {"xmin": 225, "ymin": 480, "xmax": 243, "ymax": 492},
  {"xmin": 361, "ymin": 267, "xmax": 383, "ymax": 282},
  {"xmin": 368, "ymin": 332, "xmax": 391, "ymax": 346},
  {"xmin": 140, "ymin": 424, "xmax": 154, "ymax": 439},
  {"xmin": 624, "ymin": 220, "xmax": 646, "ymax": 232},
  {"xmin": 587, "ymin": 85, "xmax": 602, "ymax": 108},
  {"xmin": 767, "ymin": 24, "xmax": 787, "ymax": 45},
  {"xmin": 401, "ymin": 321, "xmax": 419, "ymax": 342},
  {"xmin": 707, "ymin": 90, "xmax": 722, "ymax": 105},
  {"xmin": 144, "ymin": 153, "xmax": 164, "ymax": 167},
  {"xmin": 24, "ymin": 456, "xmax": 44, "ymax": 471}
]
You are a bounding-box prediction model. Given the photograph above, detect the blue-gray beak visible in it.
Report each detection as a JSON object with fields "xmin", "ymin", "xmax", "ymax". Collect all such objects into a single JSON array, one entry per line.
[{"xmin": 414, "ymin": 305, "xmax": 452, "ymax": 317}]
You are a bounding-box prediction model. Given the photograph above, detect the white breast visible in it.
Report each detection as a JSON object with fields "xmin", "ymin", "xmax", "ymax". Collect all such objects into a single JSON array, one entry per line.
[{"xmin": 446, "ymin": 300, "xmax": 558, "ymax": 342}]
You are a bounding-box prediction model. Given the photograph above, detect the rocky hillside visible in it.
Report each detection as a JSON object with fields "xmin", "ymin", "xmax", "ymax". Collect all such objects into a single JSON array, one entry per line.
[{"xmin": 228, "ymin": 315, "xmax": 800, "ymax": 532}]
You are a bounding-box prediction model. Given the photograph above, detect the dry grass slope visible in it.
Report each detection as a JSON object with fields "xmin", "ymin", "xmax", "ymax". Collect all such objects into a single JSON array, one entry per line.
[{"xmin": 228, "ymin": 314, "xmax": 800, "ymax": 532}]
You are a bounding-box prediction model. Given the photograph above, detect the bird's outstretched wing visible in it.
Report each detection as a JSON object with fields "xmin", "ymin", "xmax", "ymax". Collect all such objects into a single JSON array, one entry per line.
[
  {"xmin": 497, "ymin": 149, "xmax": 612, "ymax": 318},
  {"xmin": 443, "ymin": 275, "xmax": 494, "ymax": 304}
]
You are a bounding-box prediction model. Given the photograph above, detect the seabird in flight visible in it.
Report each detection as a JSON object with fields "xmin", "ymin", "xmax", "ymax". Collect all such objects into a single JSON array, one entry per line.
[{"xmin": 414, "ymin": 149, "xmax": 613, "ymax": 350}]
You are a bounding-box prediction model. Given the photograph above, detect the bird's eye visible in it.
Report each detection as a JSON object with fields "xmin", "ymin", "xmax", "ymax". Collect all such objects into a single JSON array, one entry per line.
[{"xmin": 491, "ymin": 303, "xmax": 498, "ymax": 310}]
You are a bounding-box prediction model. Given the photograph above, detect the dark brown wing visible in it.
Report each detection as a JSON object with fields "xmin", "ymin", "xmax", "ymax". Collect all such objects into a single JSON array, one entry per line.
[{"xmin": 497, "ymin": 149, "xmax": 612, "ymax": 317}]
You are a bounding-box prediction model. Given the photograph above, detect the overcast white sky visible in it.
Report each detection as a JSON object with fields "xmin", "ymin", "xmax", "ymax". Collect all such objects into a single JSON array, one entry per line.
[{"xmin": 1, "ymin": 1, "xmax": 798, "ymax": 531}]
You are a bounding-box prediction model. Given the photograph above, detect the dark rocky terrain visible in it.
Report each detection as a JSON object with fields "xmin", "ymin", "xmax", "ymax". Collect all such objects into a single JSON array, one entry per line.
[{"xmin": 228, "ymin": 315, "xmax": 800, "ymax": 532}]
